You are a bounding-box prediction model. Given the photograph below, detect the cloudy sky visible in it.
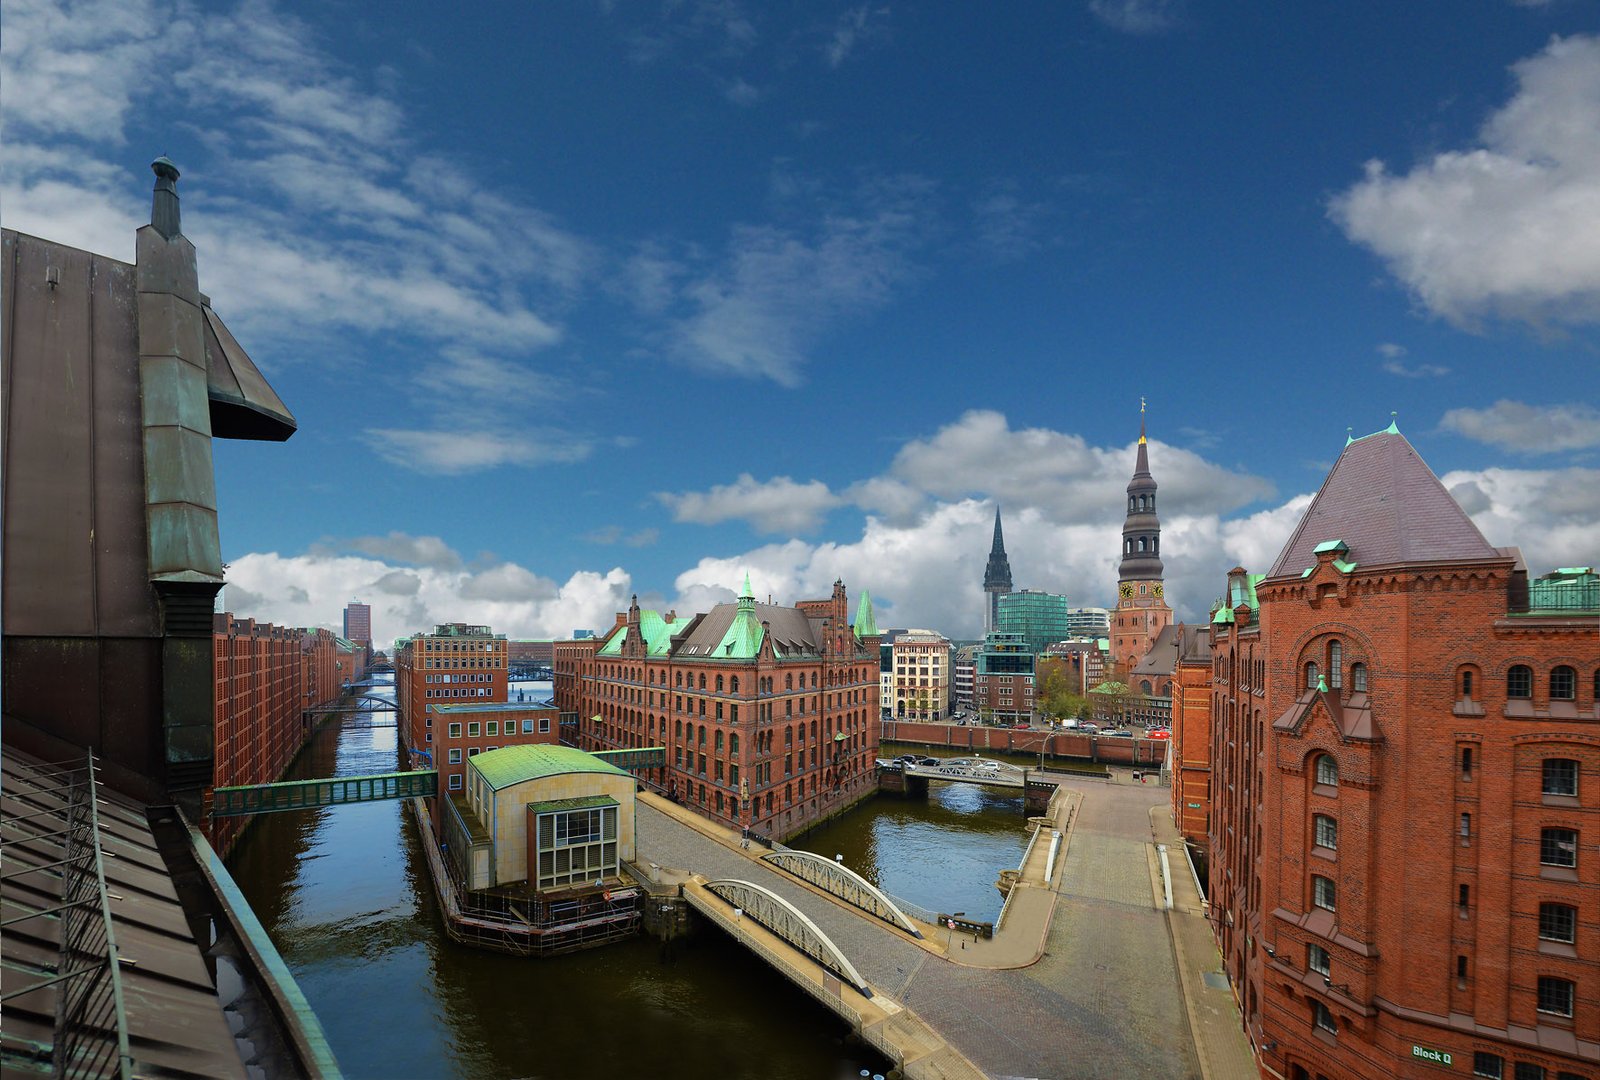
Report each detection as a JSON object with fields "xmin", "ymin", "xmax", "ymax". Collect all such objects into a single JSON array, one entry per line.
[{"xmin": 7, "ymin": 0, "xmax": 1599, "ymax": 647}]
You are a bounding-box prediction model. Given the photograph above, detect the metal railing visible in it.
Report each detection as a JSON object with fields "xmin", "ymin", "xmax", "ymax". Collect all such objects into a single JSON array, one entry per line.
[{"xmin": 0, "ymin": 752, "xmax": 135, "ymax": 1079}]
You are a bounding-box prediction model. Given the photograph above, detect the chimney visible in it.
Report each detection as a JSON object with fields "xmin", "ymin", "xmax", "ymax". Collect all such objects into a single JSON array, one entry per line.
[{"xmin": 151, "ymin": 156, "xmax": 182, "ymax": 239}]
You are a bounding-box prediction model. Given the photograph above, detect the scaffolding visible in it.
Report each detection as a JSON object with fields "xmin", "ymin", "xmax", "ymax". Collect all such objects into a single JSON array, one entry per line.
[{"xmin": 1, "ymin": 752, "xmax": 135, "ymax": 1079}]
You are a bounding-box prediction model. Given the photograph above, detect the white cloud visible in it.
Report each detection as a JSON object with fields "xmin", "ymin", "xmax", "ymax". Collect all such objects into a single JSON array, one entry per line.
[
  {"xmin": 883, "ymin": 410, "xmax": 1274, "ymax": 518},
  {"xmin": 341, "ymin": 532, "xmax": 464, "ymax": 570},
  {"xmin": 1442, "ymin": 466, "xmax": 1600, "ymax": 571},
  {"xmin": 650, "ymin": 176, "xmax": 935, "ymax": 385},
  {"xmin": 1382, "ymin": 359, "xmax": 1451, "ymax": 378},
  {"xmin": 1440, "ymin": 399, "xmax": 1600, "ymax": 452},
  {"xmin": 0, "ymin": 0, "xmax": 591, "ymax": 406},
  {"xmin": 223, "ymin": 551, "xmax": 635, "ymax": 647},
  {"xmin": 657, "ymin": 473, "xmax": 842, "ymax": 533},
  {"xmin": 825, "ymin": 6, "xmax": 890, "ymax": 68},
  {"xmin": 364, "ymin": 427, "xmax": 595, "ymax": 475},
  {"xmin": 1377, "ymin": 342, "xmax": 1408, "ymax": 358},
  {"xmin": 1088, "ymin": 0, "xmax": 1186, "ymax": 34},
  {"xmin": 1330, "ymin": 34, "xmax": 1600, "ymax": 330}
]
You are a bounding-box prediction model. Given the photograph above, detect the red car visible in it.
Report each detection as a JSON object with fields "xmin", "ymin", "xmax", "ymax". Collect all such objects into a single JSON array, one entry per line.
[{"xmin": 1145, "ymin": 728, "xmax": 1171, "ymax": 740}]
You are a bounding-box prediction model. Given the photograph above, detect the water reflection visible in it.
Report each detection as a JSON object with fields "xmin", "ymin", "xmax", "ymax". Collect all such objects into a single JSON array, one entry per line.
[{"xmin": 226, "ymin": 677, "xmax": 889, "ymax": 1080}]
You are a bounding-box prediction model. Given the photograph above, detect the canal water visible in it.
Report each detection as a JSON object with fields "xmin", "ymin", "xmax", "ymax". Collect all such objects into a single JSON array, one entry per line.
[{"xmin": 226, "ymin": 681, "xmax": 1038, "ymax": 1079}]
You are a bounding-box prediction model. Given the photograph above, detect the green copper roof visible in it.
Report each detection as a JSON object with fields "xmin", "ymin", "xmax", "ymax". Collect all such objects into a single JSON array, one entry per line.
[
  {"xmin": 1313, "ymin": 539, "xmax": 1348, "ymax": 555},
  {"xmin": 469, "ymin": 744, "xmax": 630, "ymax": 791},
  {"xmin": 1316, "ymin": 675, "xmax": 1330, "ymax": 693},
  {"xmin": 853, "ymin": 590, "xmax": 879, "ymax": 637},
  {"xmin": 598, "ymin": 607, "xmax": 685, "ymax": 656},
  {"xmin": 713, "ymin": 596, "xmax": 765, "ymax": 658}
]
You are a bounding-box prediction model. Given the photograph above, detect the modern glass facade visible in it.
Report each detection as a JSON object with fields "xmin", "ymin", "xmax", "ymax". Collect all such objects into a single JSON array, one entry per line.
[{"xmin": 996, "ymin": 590, "xmax": 1073, "ymax": 654}]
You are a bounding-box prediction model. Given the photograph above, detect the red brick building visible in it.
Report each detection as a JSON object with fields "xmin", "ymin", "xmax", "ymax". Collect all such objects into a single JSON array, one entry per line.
[
  {"xmin": 213, "ymin": 614, "xmax": 307, "ymax": 793},
  {"xmin": 557, "ymin": 578, "xmax": 881, "ymax": 841},
  {"xmin": 1166, "ymin": 625, "xmax": 1212, "ymax": 846},
  {"xmin": 1209, "ymin": 426, "xmax": 1600, "ymax": 1080},
  {"xmin": 426, "ymin": 701, "xmax": 560, "ymax": 799},
  {"xmin": 395, "ymin": 623, "xmax": 510, "ymax": 757}
]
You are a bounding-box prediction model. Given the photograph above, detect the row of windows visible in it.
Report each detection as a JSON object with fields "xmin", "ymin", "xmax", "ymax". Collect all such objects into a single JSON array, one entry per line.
[
  {"xmin": 596, "ymin": 666, "xmax": 873, "ymax": 692},
  {"xmin": 1504, "ymin": 665, "xmax": 1597, "ymax": 702},
  {"xmin": 1474, "ymin": 1050, "xmax": 1587, "ymax": 1079},
  {"xmin": 443, "ymin": 718, "xmax": 551, "ymax": 739}
]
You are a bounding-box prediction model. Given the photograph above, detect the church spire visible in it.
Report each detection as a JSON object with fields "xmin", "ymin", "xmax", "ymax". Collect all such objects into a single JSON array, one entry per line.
[
  {"xmin": 982, "ymin": 505, "xmax": 1014, "ymax": 634},
  {"xmin": 1119, "ymin": 406, "xmax": 1163, "ymax": 583}
]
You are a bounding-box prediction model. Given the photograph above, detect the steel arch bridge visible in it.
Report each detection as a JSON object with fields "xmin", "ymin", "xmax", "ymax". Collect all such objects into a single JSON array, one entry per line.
[
  {"xmin": 702, "ymin": 879, "xmax": 872, "ymax": 996},
  {"xmin": 759, "ymin": 850, "xmax": 923, "ymax": 937}
]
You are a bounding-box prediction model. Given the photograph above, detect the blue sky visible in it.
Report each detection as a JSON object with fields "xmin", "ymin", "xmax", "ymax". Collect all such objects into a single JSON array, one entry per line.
[{"xmin": 7, "ymin": 0, "xmax": 1599, "ymax": 647}]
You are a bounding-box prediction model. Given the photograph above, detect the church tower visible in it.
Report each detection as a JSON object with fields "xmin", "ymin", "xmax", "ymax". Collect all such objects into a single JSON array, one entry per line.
[
  {"xmin": 1112, "ymin": 403, "xmax": 1172, "ymax": 674},
  {"xmin": 982, "ymin": 506, "xmax": 1014, "ymax": 633}
]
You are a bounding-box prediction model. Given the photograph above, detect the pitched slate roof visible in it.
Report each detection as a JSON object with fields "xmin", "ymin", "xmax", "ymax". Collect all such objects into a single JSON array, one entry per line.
[{"xmin": 1268, "ymin": 427, "xmax": 1498, "ymax": 579}]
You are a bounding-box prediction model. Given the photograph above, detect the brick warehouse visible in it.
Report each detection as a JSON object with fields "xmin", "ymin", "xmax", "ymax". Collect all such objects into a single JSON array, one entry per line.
[
  {"xmin": 1208, "ymin": 424, "xmax": 1600, "ymax": 1080},
  {"xmin": 394, "ymin": 623, "xmax": 559, "ymax": 824},
  {"xmin": 557, "ymin": 578, "xmax": 881, "ymax": 841}
]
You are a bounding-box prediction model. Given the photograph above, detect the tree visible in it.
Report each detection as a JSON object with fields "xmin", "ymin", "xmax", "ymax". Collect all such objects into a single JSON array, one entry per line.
[{"xmin": 1036, "ymin": 660, "xmax": 1090, "ymax": 724}]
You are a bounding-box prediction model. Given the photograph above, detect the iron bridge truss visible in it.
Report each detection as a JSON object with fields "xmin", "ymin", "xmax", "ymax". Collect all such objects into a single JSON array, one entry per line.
[
  {"xmin": 212, "ymin": 770, "xmax": 438, "ymax": 817},
  {"xmin": 760, "ymin": 850, "xmax": 923, "ymax": 937},
  {"xmin": 703, "ymin": 878, "xmax": 872, "ymax": 996}
]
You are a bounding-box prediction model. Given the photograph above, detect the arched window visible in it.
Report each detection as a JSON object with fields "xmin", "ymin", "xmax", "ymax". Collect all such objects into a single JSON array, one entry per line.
[
  {"xmin": 729, "ymin": 734, "xmax": 740, "ymax": 755},
  {"xmin": 1508, "ymin": 665, "xmax": 1533, "ymax": 699},
  {"xmin": 1552, "ymin": 666, "xmax": 1577, "ymax": 701},
  {"xmin": 1313, "ymin": 814, "xmax": 1337, "ymax": 850},
  {"xmin": 676, "ymin": 672, "xmax": 683, "ymax": 687},
  {"xmin": 730, "ymin": 676, "xmax": 739, "ymax": 693},
  {"xmin": 716, "ymin": 675, "xmax": 724, "ymax": 692},
  {"xmin": 714, "ymin": 731, "xmax": 723, "ymax": 753},
  {"xmin": 1351, "ymin": 663, "xmax": 1367, "ymax": 693},
  {"xmin": 1460, "ymin": 668, "xmax": 1474, "ymax": 699},
  {"xmin": 1328, "ymin": 641, "xmax": 1343, "ymax": 688},
  {"xmin": 1315, "ymin": 754, "xmax": 1338, "ymax": 787},
  {"xmin": 785, "ymin": 673, "xmax": 793, "ymax": 690},
  {"xmin": 1305, "ymin": 661, "xmax": 1320, "ymax": 690},
  {"xmin": 698, "ymin": 673, "xmax": 706, "ymax": 689}
]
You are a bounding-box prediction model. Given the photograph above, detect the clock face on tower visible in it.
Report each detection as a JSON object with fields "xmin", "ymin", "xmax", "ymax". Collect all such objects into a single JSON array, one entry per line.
[
  {"xmin": 1119, "ymin": 583, "xmax": 1134, "ymax": 599},
  {"xmin": 1153, "ymin": 584, "xmax": 1164, "ymax": 598}
]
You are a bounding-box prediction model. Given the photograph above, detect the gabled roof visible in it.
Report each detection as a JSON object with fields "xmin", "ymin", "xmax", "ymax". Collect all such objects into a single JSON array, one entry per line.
[
  {"xmin": 1268, "ymin": 428, "xmax": 1498, "ymax": 579},
  {"xmin": 1131, "ymin": 624, "xmax": 1183, "ymax": 678},
  {"xmin": 676, "ymin": 601, "xmax": 820, "ymax": 659}
]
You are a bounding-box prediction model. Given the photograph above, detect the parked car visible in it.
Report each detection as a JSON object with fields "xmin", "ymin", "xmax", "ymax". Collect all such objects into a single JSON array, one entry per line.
[
  {"xmin": 1146, "ymin": 728, "xmax": 1172, "ymax": 740},
  {"xmin": 1078, "ymin": 722, "xmax": 1099, "ymax": 734},
  {"xmin": 1015, "ymin": 721, "xmax": 1030, "ymax": 729},
  {"xmin": 918, "ymin": 756, "xmax": 942, "ymax": 766},
  {"xmin": 1100, "ymin": 729, "xmax": 1133, "ymax": 738}
]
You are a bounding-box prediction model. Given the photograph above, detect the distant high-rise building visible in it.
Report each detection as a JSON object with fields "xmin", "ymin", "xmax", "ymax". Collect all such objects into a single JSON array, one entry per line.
[
  {"xmin": 1066, "ymin": 606, "xmax": 1111, "ymax": 638},
  {"xmin": 343, "ymin": 600, "xmax": 372, "ymax": 651},
  {"xmin": 996, "ymin": 589, "xmax": 1073, "ymax": 654},
  {"xmin": 1112, "ymin": 404, "xmax": 1172, "ymax": 674},
  {"xmin": 982, "ymin": 506, "xmax": 1014, "ymax": 634}
]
